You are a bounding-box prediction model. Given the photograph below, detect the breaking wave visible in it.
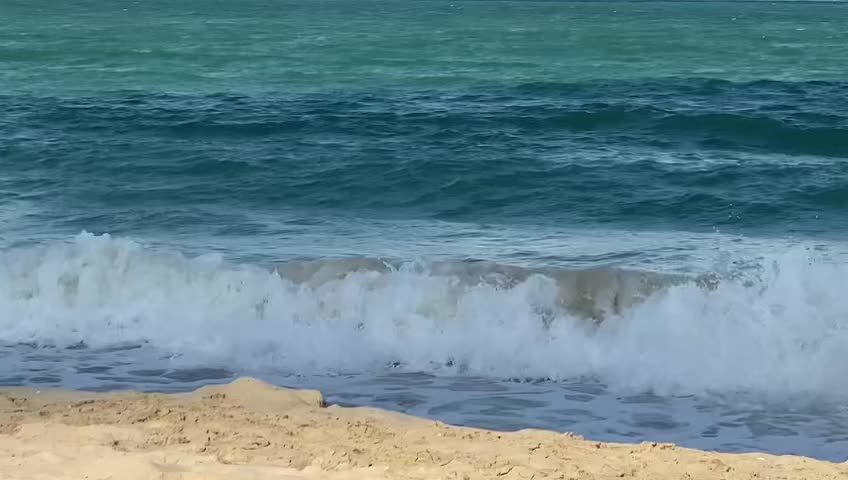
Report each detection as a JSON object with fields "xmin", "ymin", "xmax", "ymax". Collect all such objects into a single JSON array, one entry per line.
[{"xmin": 1, "ymin": 232, "xmax": 847, "ymax": 398}]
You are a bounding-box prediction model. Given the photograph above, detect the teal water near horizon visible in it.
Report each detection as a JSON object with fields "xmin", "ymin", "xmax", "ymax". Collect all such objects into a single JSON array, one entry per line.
[
  {"xmin": 3, "ymin": 0, "xmax": 848, "ymax": 461},
  {"xmin": 4, "ymin": 0, "xmax": 848, "ymax": 94}
]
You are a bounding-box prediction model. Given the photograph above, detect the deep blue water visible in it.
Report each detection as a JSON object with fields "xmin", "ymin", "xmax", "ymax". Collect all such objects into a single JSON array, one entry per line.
[{"xmin": 3, "ymin": 79, "xmax": 848, "ymax": 245}]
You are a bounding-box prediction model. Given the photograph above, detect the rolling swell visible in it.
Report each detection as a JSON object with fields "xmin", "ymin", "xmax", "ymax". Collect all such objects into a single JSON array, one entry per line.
[
  {"xmin": 5, "ymin": 79, "xmax": 847, "ymax": 154},
  {"xmin": 2, "ymin": 78, "xmax": 847, "ymax": 233}
]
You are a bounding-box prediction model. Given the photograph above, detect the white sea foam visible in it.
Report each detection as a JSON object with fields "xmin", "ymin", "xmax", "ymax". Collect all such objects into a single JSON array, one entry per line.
[{"xmin": 1, "ymin": 232, "xmax": 847, "ymax": 398}]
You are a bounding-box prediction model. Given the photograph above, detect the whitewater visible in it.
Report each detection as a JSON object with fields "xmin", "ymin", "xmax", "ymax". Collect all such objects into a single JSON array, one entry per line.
[{"xmin": 3, "ymin": 232, "xmax": 847, "ymax": 402}]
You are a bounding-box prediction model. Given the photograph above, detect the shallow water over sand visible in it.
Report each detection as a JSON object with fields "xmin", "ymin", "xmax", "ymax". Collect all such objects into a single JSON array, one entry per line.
[{"xmin": 4, "ymin": 342, "xmax": 848, "ymax": 462}]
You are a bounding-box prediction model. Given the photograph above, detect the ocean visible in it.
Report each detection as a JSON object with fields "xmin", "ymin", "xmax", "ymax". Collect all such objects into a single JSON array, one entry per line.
[{"xmin": 2, "ymin": 0, "xmax": 848, "ymax": 461}]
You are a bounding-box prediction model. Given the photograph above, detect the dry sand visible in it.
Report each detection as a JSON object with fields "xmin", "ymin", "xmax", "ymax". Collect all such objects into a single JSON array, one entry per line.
[{"xmin": 0, "ymin": 377, "xmax": 844, "ymax": 480}]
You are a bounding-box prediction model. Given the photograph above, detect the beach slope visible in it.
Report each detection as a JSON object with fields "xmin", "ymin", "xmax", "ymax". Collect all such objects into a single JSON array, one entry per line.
[{"xmin": 0, "ymin": 377, "xmax": 843, "ymax": 479}]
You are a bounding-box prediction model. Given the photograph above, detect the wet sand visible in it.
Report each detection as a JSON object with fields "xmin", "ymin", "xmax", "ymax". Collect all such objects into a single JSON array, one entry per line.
[{"xmin": 0, "ymin": 377, "xmax": 843, "ymax": 479}]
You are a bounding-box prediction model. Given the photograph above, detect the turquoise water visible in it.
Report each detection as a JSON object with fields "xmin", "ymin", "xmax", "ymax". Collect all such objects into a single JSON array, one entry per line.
[
  {"xmin": 4, "ymin": 0, "xmax": 848, "ymax": 93},
  {"xmin": 2, "ymin": 0, "xmax": 848, "ymax": 461}
]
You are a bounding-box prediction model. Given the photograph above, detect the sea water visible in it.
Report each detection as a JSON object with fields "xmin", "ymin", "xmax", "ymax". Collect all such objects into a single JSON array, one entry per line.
[{"xmin": 2, "ymin": 0, "xmax": 848, "ymax": 461}]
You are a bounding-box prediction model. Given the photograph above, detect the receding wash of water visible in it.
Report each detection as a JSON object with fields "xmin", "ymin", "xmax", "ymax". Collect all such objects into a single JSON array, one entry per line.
[{"xmin": 2, "ymin": 0, "xmax": 848, "ymax": 463}]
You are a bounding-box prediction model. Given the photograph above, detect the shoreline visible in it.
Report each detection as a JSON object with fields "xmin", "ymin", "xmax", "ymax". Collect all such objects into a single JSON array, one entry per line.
[{"xmin": 1, "ymin": 377, "xmax": 844, "ymax": 479}]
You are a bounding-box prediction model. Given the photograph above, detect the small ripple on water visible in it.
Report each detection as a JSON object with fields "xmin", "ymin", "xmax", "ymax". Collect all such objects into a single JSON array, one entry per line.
[
  {"xmin": 630, "ymin": 412, "xmax": 689, "ymax": 431},
  {"xmin": 0, "ymin": 375, "xmax": 27, "ymax": 386},
  {"xmin": 75, "ymin": 366, "xmax": 112, "ymax": 374},
  {"xmin": 162, "ymin": 367, "xmax": 234, "ymax": 382}
]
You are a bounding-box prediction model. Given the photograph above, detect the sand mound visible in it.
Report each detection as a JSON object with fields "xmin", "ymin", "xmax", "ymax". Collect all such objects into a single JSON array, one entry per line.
[{"xmin": 0, "ymin": 377, "xmax": 844, "ymax": 479}]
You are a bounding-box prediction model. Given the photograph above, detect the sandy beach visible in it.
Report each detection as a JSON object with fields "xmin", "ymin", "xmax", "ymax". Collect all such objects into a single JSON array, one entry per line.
[{"xmin": 0, "ymin": 377, "xmax": 842, "ymax": 480}]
